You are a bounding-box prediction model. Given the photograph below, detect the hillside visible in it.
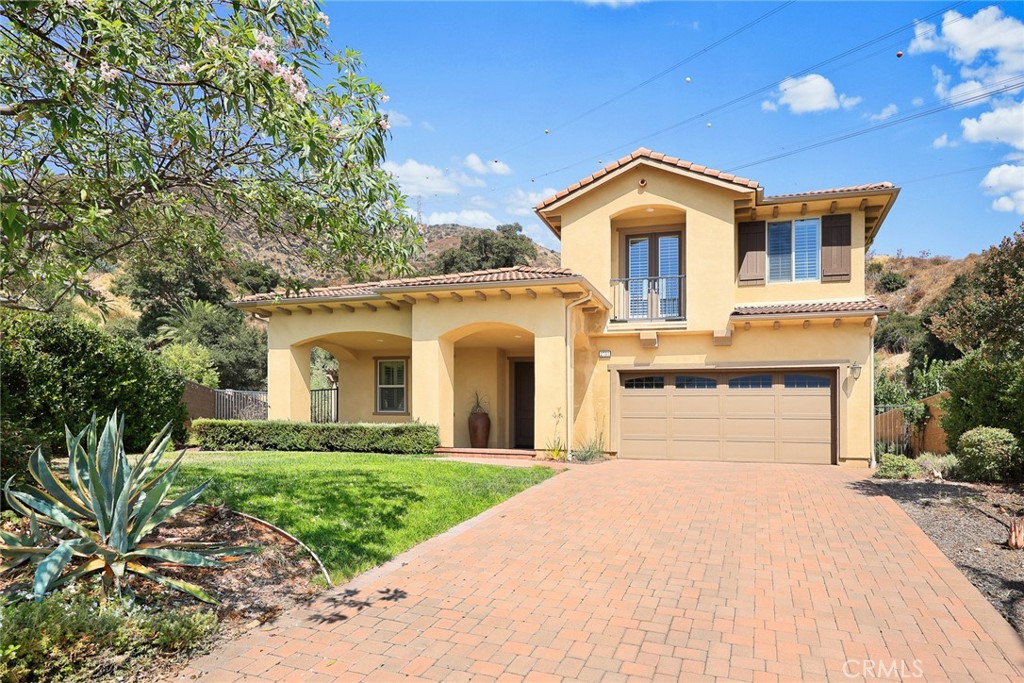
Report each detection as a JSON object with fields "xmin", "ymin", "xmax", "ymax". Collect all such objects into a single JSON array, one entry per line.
[
  {"xmin": 224, "ymin": 223, "xmax": 561, "ymax": 285},
  {"xmin": 867, "ymin": 252, "xmax": 977, "ymax": 317}
]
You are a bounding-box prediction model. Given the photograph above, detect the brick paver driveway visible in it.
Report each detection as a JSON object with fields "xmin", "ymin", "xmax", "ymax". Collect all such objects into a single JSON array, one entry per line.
[{"xmin": 180, "ymin": 461, "xmax": 1024, "ymax": 682}]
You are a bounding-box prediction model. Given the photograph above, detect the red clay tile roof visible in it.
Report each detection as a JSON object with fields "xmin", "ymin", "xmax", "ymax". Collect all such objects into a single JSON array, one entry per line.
[
  {"xmin": 534, "ymin": 148, "xmax": 761, "ymax": 211},
  {"xmin": 763, "ymin": 182, "xmax": 897, "ymax": 202},
  {"xmin": 235, "ymin": 266, "xmax": 579, "ymax": 304},
  {"xmin": 731, "ymin": 297, "xmax": 888, "ymax": 317}
]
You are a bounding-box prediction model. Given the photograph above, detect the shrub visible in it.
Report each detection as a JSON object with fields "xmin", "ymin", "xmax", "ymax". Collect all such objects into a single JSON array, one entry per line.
[
  {"xmin": 161, "ymin": 341, "xmax": 220, "ymax": 388},
  {"xmin": 0, "ymin": 592, "xmax": 216, "ymax": 683},
  {"xmin": 189, "ymin": 419, "xmax": 440, "ymax": 454},
  {"xmin": 572, "ymin": 434, "xmax": 607, "ymax": 463},
  {"xmin": 955, "ymin": 427, "xmax": 1021, "ymax": 483},
  {"xmin": 874, "ymin": 453, "xmax": 921, "ymax": 479},
  {"xmin": 941, "ymin": 351, "xmax": 1024, "ymax": 450},
  {"xmin": 915, "ymin": 452, "xmax": 960, "ymax": 480},
  {"xmin": 0, "ymin": 311, "xmax": 188, "ymax": 469},
  {"xmin": 877, "ymin": 270, "xmax": 908, "ymax": 292}
]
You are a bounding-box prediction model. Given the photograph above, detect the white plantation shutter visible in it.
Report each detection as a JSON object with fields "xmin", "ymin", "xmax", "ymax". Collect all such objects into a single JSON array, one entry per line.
[{"xmin": 793, "ymin": 218, "xmax": 820, "ymax": 281}]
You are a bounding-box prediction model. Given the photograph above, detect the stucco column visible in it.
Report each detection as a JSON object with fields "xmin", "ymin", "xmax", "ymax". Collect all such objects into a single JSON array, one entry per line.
[
  {"xmin": 267, "ymin": 344, "xmax": 311, "ymax": 421},
  {"xmin": 411, "ymin": 337, "xmax": 455, "ymax": 446},
  {"xmin": 533, "ymin": 333, "xmax": 568, "ymax": 453}
]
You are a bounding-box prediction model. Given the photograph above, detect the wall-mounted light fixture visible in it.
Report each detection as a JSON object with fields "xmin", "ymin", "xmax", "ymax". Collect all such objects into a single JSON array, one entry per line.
[
  {"xmin": 849, "ymin": 361, "xmax": 862, "ymax": 380},
  {"xmin": 598, "ymin": 350, "xmax": 612, "ymax": 360}
]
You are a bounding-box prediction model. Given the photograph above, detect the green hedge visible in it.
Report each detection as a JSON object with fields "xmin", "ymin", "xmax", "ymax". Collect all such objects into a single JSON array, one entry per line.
[
  {"xmin": 0, "ymin": 311, "xmax": 187, "ymax": 467},
  {"xmin": 189, "ymin": 419, "xmax": 440, "ymax": 454}
]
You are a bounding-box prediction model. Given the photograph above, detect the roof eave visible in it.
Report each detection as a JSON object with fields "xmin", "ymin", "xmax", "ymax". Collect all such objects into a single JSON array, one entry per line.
[{"xmin": 730, "ymin": 308, "xmax": 888, "ymax": 321}]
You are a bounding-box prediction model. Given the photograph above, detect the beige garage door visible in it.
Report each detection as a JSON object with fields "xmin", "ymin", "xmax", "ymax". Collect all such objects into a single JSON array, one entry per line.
[{"xmin": 618, "ymin": 371, "xmax": 834, "ymax": 463}]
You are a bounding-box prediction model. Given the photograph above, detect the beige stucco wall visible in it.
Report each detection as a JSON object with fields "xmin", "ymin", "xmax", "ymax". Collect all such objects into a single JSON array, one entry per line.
[{"xmin": 569, "ymin": 315, "xmax": 875, "ymax": 466}]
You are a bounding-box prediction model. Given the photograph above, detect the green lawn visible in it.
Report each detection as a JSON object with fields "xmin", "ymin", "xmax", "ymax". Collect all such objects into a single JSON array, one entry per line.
[{"xmin": 174, "ymin": 452, "xmax": 556, "ymax": 582}]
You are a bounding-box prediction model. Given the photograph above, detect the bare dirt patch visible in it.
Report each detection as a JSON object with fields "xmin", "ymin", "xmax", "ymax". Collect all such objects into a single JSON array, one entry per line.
[{"xmin": 874, "ymin": 480, "xmax": 1024, "ymax": 636}]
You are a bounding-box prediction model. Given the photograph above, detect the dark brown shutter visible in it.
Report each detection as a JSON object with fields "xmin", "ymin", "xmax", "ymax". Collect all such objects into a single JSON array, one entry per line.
[
  {"xmin": 821, "ymin": 214, "xmax": 852, "ymax": 282},
  {"xmin": 737, "ymin": 220, "xmax": 766, "ymax": 286}
]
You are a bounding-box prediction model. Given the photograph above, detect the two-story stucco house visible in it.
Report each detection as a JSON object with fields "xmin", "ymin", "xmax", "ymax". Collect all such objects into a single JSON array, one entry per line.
[{"xmin": 234, "ymin": 148, "xmax": 898, "ymax": 466}]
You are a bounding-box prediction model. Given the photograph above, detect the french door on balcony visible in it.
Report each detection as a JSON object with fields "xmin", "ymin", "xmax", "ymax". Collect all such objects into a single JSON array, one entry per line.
[{"xmin": 625, "ymin": 232, "xmax": 683, "ymax": 320}]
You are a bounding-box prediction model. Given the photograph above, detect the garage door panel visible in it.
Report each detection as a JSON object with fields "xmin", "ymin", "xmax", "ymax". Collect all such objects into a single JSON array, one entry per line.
[
  {"xmin": 779, "ymin": 441, "xmax": 832, "ymax": 463},
  {"xmin": 669, "ymin": 416, "xmax": 720, "ymax": 437},
  {"xmin": 780, "ymin": 417, "xmax": 831, "ymax": 440},
  {"xmin": 621, "ymin": 415, "xmax": 669, "ymax": 438},
  {"xmin": 780, "ymin": 394, "xmax": 831, "ymax": 415},
  {"xmin": 669, "ymin": 438, "xmax": 722, "ymax": 460},
  {"xmin": 670, "ymin": 394, "xmax": 722, "ymax": 415},
  {"xmin": 724, "ymin": 394, "xmax": 777, "ymax": 415},
  {"xmin": 619, "ymin": 371, "xmax": 833, "ymax": 464},
  {"xmin": 724, "ymin": 417, "xmax": 777, "ymax": 438}
]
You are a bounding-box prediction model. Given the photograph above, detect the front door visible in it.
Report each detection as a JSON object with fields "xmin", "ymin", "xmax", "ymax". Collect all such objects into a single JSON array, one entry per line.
[{"xmin": 513, "ymin": 361, "xmax": 535, "ymax": 449}]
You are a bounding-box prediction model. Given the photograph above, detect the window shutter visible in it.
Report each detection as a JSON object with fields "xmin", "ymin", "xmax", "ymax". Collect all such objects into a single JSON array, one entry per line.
[
  {"xmin": 737, "ymin": 221, "xmax": 766, "ymax": 286},
  {"xmin": 821, "ymin": 214, "xmax": 852, "ymax": 282}
]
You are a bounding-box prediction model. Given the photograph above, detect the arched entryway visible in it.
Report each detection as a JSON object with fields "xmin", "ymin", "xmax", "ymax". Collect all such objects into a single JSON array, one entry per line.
[{"xmin": 442, "ymin": 322, "xmax": 535, "ymax": 449}]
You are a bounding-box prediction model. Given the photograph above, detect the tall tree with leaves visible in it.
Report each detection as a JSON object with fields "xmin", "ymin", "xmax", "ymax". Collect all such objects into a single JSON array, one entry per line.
[
  {"xmin": 930, "ymin": 226, "xmax": 1024, "ymax": 359},
  {"xmin": 0, "ymin": 0, "xmax": 417, "ymax": 311},
  {"xmin": 432, "ymin": 223, "xmax": 538, "ymax": 274}
]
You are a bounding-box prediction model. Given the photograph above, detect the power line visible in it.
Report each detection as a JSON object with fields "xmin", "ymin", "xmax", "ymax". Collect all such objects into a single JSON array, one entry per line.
[
  {"xmin": 502, "ymin": 0, "xmax": 971, "ymax": 188},
  {"xmin": 493, "ymin": 2, "xmax": 795, "ymax": 157}
]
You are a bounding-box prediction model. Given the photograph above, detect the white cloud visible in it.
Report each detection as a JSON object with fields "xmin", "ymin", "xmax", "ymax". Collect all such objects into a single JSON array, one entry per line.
[
  {"xmin": 961, "ymin": 101, "xmax": 1024, "ymax": 149},
  {"xmin": 980, "ymin": 163, "xmax": 1024, "ymax": 213},
  {"xmin": 467, "ymin": 195, "xmax": 494, "ymax": 209},
  {"xmin": 382, "ymin": 159, "xmax": 485, "ymax": 197},
  {"xmin": 420, "ymin": 121, "xmax": 434, "ymax": 132},
  {"xmin": 932, "ymin": 133, "xmax": 956, "ymax": 148},
  {"xmin": 425, "ymin": 209, "xmax": 500, "ymax": 227},
  {"xmin": 912, "ymin": 96, "xmax": 925, "ymax": 107},
  {"xmin": 910, "ymin": 7, "xmax": 1024, "ymax": 107},
  {"xmin": 763, "ymin": 74, "xmax": 860, "ymax": 114},
  {"xmin": 839, "ymin": 94, "xmax": 862, "ymax": 110},
  {"xmin": 506, "ymin": 187, "xmax": 558, "ymax": 218},
  {"xmin": 869, "ymin": 104, "xmax": 899, "ymax": 122},
  {"xmin": 381, "ymin": 110, "xmax": 411, "ymax": 127},
  {"xmin": 464, "ymin": 153, "xmax": 513, "ymax": 176}
]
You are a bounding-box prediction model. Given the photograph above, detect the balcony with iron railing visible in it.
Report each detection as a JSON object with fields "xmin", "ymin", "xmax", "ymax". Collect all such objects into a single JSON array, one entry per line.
[{"xmin": 610, "ymin": 275, "xmax": 686, "ymax": 322}]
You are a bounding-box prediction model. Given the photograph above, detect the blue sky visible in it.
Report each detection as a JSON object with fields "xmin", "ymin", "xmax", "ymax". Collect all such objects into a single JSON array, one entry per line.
[{"xmin": 323, "ymin": 1, "xmax": 1024, "ymax": 257}]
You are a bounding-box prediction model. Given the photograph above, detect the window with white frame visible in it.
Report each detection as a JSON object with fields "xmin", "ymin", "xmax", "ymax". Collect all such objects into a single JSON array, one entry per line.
[
  {"xmin": 767, "ymin": 218, "xmax": 820, "ymax": 283},
  {"xmin": 376, "ymin": 359, "xmax": 407, "ymax": 413}
]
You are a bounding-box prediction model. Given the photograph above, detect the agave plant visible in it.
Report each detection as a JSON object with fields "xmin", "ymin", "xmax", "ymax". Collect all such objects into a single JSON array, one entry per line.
[{"xmin": 2, "ymin": 411, "xmax": 256, "ymax": 603}]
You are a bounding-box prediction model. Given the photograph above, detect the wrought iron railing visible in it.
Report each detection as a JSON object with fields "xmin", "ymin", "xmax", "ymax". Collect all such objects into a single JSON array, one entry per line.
[
  {"xmin": 214, "ymin": 389, "xmax": 268, "ymax": 420},
  {"xmin": 311, "ymin": 387, "xmax": 339, "ymax": 423},
  {"xmin": 610, "ymin": 275, "xmax": 686, "ymax": 321}
]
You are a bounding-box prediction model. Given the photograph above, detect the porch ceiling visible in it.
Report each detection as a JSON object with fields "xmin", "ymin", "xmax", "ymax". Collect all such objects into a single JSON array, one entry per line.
[
  {"xmin": 455, "ymin": 327, "xmax": 534, "ymax": 353},
  {"xmin": 304, "ymin": 331, "xmax": 411, "ymax": 353}
]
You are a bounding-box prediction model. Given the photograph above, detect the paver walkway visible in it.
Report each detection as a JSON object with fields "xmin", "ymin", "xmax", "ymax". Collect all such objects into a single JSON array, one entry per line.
[{"xmin": 179, "ymin": 461, "xmax": 1024, "ymax": 682}]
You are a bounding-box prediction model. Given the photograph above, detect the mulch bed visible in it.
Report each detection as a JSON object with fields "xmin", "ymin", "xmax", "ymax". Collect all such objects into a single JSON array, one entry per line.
[
  {"xmin": 1, "ymin": 505, "xmax": 326, "ymax": 681},
  {"xmin": 874, "ymin": 479, "xmax": 1024, "ymax": 637}
]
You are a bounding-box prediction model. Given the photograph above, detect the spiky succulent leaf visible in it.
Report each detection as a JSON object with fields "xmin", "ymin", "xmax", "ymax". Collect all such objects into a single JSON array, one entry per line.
[
  {"xmin": 127, "ymin": 562, "xmax": 217, "ymax": 604},
  {"xmin": 139, "ymin": 480, "xmax": 210, "ymax": 538},
  {"xmin": 33, "ymin": 542, "xmax": 74, "ymax": 598},
  {"xmin": 47, "ymin": 558, "xmax": 107, "ymax": 591},
  {"xmin": 28, "ymin": 448, "xmax": 92, "ymax": 519},
  {"xmin": 125, "ymin": 547, "xmax": 226, "ymax": 567},
  {"xmin": 7, "ymin": 491, "xmax": 99, "ymax": 543}
]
